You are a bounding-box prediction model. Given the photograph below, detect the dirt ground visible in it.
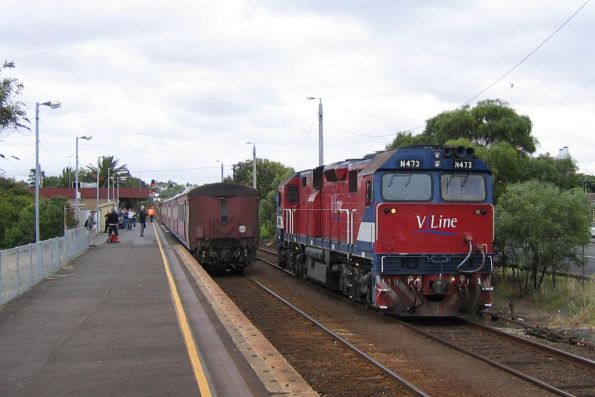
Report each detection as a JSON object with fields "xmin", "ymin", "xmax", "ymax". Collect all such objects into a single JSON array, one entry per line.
[{"xmin": 490, "ymin": 290, "xmax": 595, "ymax": 343}]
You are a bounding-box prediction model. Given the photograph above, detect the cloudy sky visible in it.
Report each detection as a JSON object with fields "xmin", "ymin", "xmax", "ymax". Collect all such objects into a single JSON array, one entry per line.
[{"xmin": 1, "ymin": 0, "xmax": 593, "ymax": 185}]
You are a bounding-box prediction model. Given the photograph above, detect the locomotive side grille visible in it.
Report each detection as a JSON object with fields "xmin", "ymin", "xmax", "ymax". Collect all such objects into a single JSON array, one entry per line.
[{"xmin": 379, "ymin": 255, "xmax": 490, "ymax": 274}]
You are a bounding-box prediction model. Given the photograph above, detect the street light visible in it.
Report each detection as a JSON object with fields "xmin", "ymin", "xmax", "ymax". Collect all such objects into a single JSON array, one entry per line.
[
  {"xmin": 246, "ymin": 142, "xmax": 256, "ymax": 189},
  {"xmin": 107, "ymin": 168, "xmax": 111, "ymax": 203},
  {"xmin": 96, "ymin": 156, "xmax": 104, "ymax": 232},
  {"xmin": 35, "ymin": 100, "xmax": 61, "ymax": 243},
  {"xmin": 307, "ymin": 96, "xmax": 323, "ymax": 166},
  {"xmin": 75, "ymin": 135, "xmax": 92, "ymax": 225},
  {"xmin": 216, "ymin": 160, "xmax": 224, "ymax": 182}
]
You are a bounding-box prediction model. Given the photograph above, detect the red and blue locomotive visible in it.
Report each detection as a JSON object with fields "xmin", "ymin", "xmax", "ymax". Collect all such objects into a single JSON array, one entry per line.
[
  {"xmin": 160, "ymin": 183, "xmax": 260, "ymax": 273},
  {"xmin": 277, "ymin": 146, "xmax": 493, "ymax": 316}
]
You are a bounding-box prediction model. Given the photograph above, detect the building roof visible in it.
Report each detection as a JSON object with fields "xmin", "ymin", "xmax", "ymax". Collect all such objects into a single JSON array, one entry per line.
[{"xmin": 38, "ymin": 187, "xmax": 151, "ymax": 200}]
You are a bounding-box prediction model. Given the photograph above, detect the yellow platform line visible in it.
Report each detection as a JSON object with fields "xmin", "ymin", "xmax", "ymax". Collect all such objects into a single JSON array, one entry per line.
[{"xmin": 153, "ymin": 222, "xmax": 212, "ymax": 397}]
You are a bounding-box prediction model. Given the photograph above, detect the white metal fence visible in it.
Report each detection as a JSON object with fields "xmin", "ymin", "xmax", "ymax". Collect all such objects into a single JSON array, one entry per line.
[{"xmin": 0, "ymin": 228, "xmax": 90, "ymax": 305}]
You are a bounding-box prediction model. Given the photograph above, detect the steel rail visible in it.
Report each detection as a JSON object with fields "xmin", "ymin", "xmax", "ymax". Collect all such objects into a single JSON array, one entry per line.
[
  {"xmin": 465, "ymin": 320, "xmax": 595, "ymax": 369},
  {"xmin": 260, "ymin": 247, "xmax": 594, "ymax": 395},
  {"xmin": 247, "ymin": 262, "xmax": 430, "ymax": 397},
  {"xmin": 396, "ymin": 320, "xmax": 578, "ymax": 397},
  {"xmin": 482, "ymin": 313, "xmax": 595, "ymax": 350}
]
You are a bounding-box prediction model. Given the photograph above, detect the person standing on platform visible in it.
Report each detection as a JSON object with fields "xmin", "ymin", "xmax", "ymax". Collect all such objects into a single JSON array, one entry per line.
[
  {"xmin": 107, "ymin": 209, "xmax": 120, "ymax": 242},
  {"xmin": 138, "ymin": 205, "xmax": 147, "ymax": 237},
  {"xmin": 148, "ymin": 206, "xmax": 156, "ymax": 222},
  {"xmin": 85, "ymin": 211, "xmax": 96, "ymax": 247},
  {"xmin": 127, "ymin": 209, "xmax": 134, "ymax": 230},
  {"xmin": 104, "ymin": 211, "xmax": 110, "ymax": 233}
]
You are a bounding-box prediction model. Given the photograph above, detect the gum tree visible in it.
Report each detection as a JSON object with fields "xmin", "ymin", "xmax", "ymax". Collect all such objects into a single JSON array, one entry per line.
[{"xmin": 496, "ymin": 181, "xmax": 590, "ymax": 294}]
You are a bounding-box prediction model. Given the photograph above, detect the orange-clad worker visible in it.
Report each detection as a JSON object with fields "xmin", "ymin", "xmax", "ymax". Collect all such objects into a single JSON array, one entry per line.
[{"xmin": 147, "ymin": 206, "xmax": 156, "ymax": 222}]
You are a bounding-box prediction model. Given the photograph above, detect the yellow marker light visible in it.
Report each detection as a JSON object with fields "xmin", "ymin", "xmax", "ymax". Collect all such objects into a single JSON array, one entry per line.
[{"xmin": 390, "ymin": 208, "xmax": 397, "ymax": 215}]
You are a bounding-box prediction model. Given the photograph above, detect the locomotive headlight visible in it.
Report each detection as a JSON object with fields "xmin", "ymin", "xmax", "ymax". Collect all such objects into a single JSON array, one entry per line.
[
  {"xmin": 238, "ymin": 225, "xmax": 247, "ymax": 234},
  {"xmin": 434, "ymin": 151, "xmax": 441, "ymax": 159},
  {"xmin": 434, "ymin": 160, "xmax": 441, "ymax": 168}
]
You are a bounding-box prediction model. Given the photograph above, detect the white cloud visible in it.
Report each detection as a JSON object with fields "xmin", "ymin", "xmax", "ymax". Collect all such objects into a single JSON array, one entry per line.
[{"xmin": 1, "ymin": 0, "xmax": 594, "ymax": 184}]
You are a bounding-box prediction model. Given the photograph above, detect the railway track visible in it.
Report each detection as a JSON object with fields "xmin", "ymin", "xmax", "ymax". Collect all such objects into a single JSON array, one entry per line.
[
  {"xmin": 481, "ymin": 313, "xmax": 595, "ymax": 350},
  {"xmin": 214, "ymin": 269, "xmax": 429, "ymax": 396},
  {"xmin": 404, "ymin": 318, "xmax": 595, "ymax": 397},
  {"xmin": 257, "ymin": 247, "xmax": 595, "ymax": 397}
]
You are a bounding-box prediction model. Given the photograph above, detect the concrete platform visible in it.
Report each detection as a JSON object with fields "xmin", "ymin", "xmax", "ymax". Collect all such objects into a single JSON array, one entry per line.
[{"xmin": 0, "ymin": 221, "xmax": 317, "ymax": 397}]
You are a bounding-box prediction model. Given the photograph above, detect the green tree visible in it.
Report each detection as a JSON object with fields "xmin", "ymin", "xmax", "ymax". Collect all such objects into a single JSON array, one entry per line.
[
  {"xmin": 231, "ymin": 159, "xmax": 294, "ymax": 239},
  {"xmin": 85, "ymin": 156, "xmax": 129, "ymax": 187},
  {"xmin": 58, "ymin": 167, "xmax": 75, "ymax": 188},
  {"xmin": 424, "ymin": 99, "xmax": 536, "ymax": 153},
  {"xmin": 385, "ymin": 131, "xmax": 430, "ymax": 150},
  {"xmin": 521, "ymin": 154, "xmax": 577, "ymax": 190},
  {"xmin": 43, "ymin": 175, "xmax": 62, "ymax": 187},
  {"xmin": 2, "ymin": 196, "xmax": 73, "ymax": 248},
  {"xmin": 157, "ymin": 180, "xmax": 186, "ymax": 200},
  {"xmin": 496, "ymin": 181, "xmax": 590, "ymax": 294},
  {"xmin": 386, "ymin": 100, "xmax": 537, "ymax": 154},
  {"xmin": 0, "ymin": 176, "xmax": 33, "ymax": 247},
  {"xmin": 0, "ymin": 61, "xmax": 29, "ymax": 139}
]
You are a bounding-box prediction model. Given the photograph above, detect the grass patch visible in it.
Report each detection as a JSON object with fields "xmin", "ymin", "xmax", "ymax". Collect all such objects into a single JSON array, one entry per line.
[{"xmin": 492, "ymin": 267, "xmax": 595, "ymax": 326}]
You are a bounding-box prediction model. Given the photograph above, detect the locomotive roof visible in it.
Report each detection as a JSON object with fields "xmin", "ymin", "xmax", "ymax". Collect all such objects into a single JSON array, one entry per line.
[
  {"xmin": 187, "ymin": 182, "xmax": 259, "ymax": 197},
  {"xmin": 358, "ymin": 150, "xmax": 396, "ymax": 176}
]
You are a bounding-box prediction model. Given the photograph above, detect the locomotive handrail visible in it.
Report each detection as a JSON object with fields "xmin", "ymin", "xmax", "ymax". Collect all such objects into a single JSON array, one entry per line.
[
  {"xmin": 336, "ymin": 209, "xmax": 351, "ymax": 244},
  {"xmin": 289, "ymin": 207, "xmax": 356, "ymax": 245},
  {"xmin": 283, "ymin": 209, "xmax": 294, "ymax": 234}
]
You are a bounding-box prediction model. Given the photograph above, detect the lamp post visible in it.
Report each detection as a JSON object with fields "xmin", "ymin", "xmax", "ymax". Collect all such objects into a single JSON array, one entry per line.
[
  {"xmin": 246, "ymin": 142, "xmax": 256, "ymax": 189},
  {"xmin": 307, "ymin": 96, "xmax": 323, "ymax": 166},
  {"xmin": 216, "ymin": 160, "xmax": 224, "ymax": 182},
  {"xmin": 75, "ymin": 135, "xmax": 92, "ymax": 225},
  {"xmin": 35, "ymin": 101, "xmax": 61, "ymax": 243},
  {"xmin": 107, "ymin": 168, "xmax": 111, "ymax": 203},
  {"xmin": 96, "ymin": 156, "xmax": 104, "ymax": 232}
]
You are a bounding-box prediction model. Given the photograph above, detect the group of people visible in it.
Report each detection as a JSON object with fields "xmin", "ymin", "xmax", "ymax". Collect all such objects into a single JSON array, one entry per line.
[{"xmin": 85, "ymin": 205, "xmax": 156, "ymax": 246}]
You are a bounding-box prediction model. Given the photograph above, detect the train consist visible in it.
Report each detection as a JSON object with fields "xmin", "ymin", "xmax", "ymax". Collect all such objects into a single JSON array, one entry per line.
[
  {"xmin": 276, "ymin": 145, "xmax": 494, "ymax": 316},
  {"xmin": 160, "ymin": 183, "xmax": 260, "ymax": 273}
]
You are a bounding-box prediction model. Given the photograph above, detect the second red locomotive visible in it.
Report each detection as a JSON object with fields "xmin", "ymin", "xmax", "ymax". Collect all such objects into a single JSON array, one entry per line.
[
  {"xmin": 160, "ymin": 183, "xmax": 260, "ymax": 273},
  {"xmin": 277, "ymin": 145, "xmax": 494, "ymax": 316}
]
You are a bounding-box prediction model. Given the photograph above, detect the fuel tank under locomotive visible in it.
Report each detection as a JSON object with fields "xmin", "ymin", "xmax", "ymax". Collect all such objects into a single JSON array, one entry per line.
[{"xmin": 281, "ymin": 244, "xmax": 372, "ymax": 303}]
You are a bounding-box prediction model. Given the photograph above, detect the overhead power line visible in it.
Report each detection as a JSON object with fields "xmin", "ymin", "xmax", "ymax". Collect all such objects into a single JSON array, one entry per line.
[
  {"xmin": 462, "ymin": 0, "xmax": 591, "ymax": 106},
  {"xmin": 326, "ymin": 119, "xmax": 424, "ymax": 138}
]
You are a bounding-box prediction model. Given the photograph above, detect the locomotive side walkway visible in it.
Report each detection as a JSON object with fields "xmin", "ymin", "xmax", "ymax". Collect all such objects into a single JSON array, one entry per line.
[{"xmin": 0, "ymin": 222, "xmax": 317, "ymax": 397}]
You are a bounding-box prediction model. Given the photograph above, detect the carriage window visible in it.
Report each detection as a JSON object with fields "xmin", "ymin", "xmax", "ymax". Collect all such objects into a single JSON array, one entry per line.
[
  {"xmin": 441, "ymin": 173, "xmax": 486, "ymax": 202},
  {"xmin": 287, "ymin": 185, "xmax": 298, "ymax": 203},
  {"xmin": 382, "ymin": 173, "xmax": 432, "ymax": 201},
  {"xmin": 219, "ymin": 198, "xmax": 229, "ymax": 223}
]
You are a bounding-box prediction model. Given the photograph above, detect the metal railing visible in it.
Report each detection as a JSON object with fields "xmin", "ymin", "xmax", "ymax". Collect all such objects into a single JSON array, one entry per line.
[{"xmin": 0, "ymin": 228, "xmax": 89, "ymax": 305}]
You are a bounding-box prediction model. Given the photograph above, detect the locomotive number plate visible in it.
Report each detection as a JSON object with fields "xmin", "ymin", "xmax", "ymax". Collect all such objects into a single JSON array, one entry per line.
[
  {"xmin": 453, "ymin": 160, "xmax": 473, "ymax": 169},
  {"xmin": 399, "ymin": 159, "xmax": 421, "ymax": 168}
]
